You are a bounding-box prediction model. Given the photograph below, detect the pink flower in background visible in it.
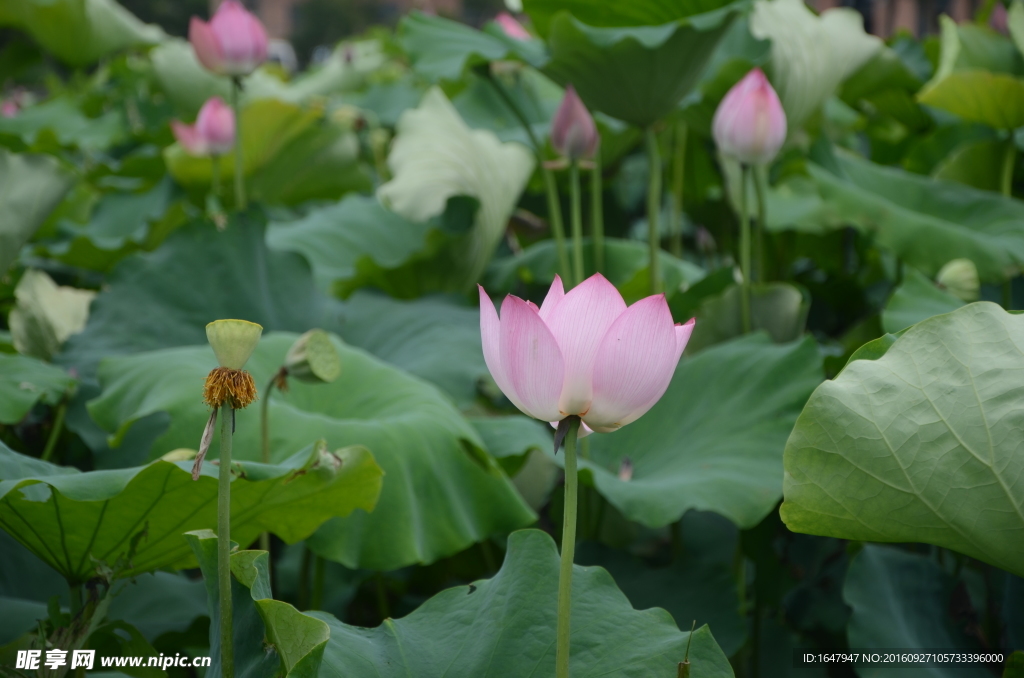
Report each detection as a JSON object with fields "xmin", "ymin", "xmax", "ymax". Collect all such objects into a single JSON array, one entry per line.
[
  {"xmin": 1, "ymin": 100, "xmax": 17, "ymax": 118},
  {"xmin": 189, "ymin": 0, "xmax": 268, "ymax": 77},
  {"xmin": 550, "ymin": 85, "xmax": 599, "ymax": 161},
  {"xmin": 171, "ymin": 97, "xmax": 236, "ymax": 156},
  {"xmin": 712, "ymin": 68, "xmax": 787, "ymax": 165},
  {"xmin": 479, "ymin": 274, "xmax": 693, "ymax": 433},
  {"xmin": 990, "ymin": 3, "xmax": 1009, "ymax": 34},
  {"xmin": 495, "ymin": 12, "xmax": 531, "ymax": 40}
]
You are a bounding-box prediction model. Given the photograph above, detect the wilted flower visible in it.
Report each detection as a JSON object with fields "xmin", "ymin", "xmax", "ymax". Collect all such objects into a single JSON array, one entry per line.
[
  {"xmin": 189, "ymin": 0, "xmax": 269, "ymax": 77},
  {"xmin": 479, "ymin": 273, "xmax": 693, "ymax": 433},
  {"xmin": 551, "ymin": 85, "xmax": 599, "ymax": 162},
  {"xmin": 713, "ymin": 68, "xmax": 787, "ymax": 165},
  {"xmin": 171, "ymin": 97, "xmax": 236, "ymax": 156},
  {"xmin": 495, "ymin": 12, "xmax": 531, "ymax": 40},
  {"xmin": 203, "ymin": 319, "xmax": 262, "ymax": 409}
]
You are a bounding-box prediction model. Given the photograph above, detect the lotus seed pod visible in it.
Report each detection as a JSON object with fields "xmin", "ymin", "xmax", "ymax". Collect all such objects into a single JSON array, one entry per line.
[
  {"xmin": 936, "ymin": 259, "xmax": 980, "ymax": 302},
  {"xmin": 285, "ymin": 329, "xmax": 341, "ymax": 384},
  {"xmin": 206, "ymin": 319, "xmax": 263, "ymax": 370}
]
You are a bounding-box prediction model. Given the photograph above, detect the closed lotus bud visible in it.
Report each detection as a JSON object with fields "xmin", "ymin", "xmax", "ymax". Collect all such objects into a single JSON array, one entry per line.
[
  {"xmin": 284, "ymin": 329, "xmax": 341, "ymax": 384},
  {"xmin": 495, "ymin": 12, "xmax": 531, "ymax": 40},
  {"xmin": 551, "ymin": 85, "xmax": 599, "ymax": 162},
  {"xmin": 712, "ymin": 68, "xmax": 787, "ymax": 166},
  {"xmin": 189, "ymin": 0, "xmax": 269, "ymax": 77},
  {"xmin": 936, "ymin": 258, "xmax": 980, "ymax": 302},
  {"xmin": 171, "ymin": 97, "xmax": 235, "ymax": 157}
]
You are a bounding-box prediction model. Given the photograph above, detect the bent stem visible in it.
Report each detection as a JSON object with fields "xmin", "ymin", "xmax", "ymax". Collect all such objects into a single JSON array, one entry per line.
[
  {"xmin": 752, "ymin": 165, "xmax": 768, "ymax": 284},
  {"xmin": 669, "ymin": 122, "xmax": 687, "ymax": 258},
  {"xmin": 569, "ymin": 161, "xmax": 584, "ymax": 286},
  {"xmin": 739, "ymin": 164, "xmax": 752, "ymax": 334},
  {"xmin": 231, "ymin": 78, "xmax": 246, "ymax": 210},
  {"xmin": 590, "ymin": 150, "xmax": 605, "ymax": 273},
  {"xmin": 218, "ymin": 405, "xmax": 235, "ymax": 678},
  {"xmin": 645, "ymin": 128, "xmax": 663, "ymax": 295},
  {"xmin": 556, "ymin": 416, "xmax": 582, "ymax": 678}
]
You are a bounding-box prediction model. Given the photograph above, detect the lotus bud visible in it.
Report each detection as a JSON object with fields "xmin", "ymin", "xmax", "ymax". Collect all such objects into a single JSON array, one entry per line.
[
  {"xmin": 495, "ymin": 12, "xmax": 531, "ymax": 40},
  {"xmin": 936, "ymin": 259, "xmax": 980, "ymax": 302},
  {"xmin": 712, "ymin": 68, "xmax": 787, "ymax": 166},
  {"xmin": 551, "ymin": 85, "xmax": 599, "ymax": 162},
  {"xmin": 162, "ymin": 448, "xmax": 198, "ymax": 462},
  {"xmin": 283, "ymin": 329, "xmax": 341, "ymax": 385},
  {"xmin": 1, "ymin": 100, "xmax": 17, "ymax": 118},
  {"xmin": 171, "ymin": 97, "xmax": 235, "ymax": 157},
  {"xmin": 189, "ymin": 0, "xmax": 269, "ymax": 77},
  {"xmin": 203, "ymin": 319, "xmax": 262, "ymax": 410}
]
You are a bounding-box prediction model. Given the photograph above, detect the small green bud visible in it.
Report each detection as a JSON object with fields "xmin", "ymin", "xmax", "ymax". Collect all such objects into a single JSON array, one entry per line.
[
  {"xmin": 285, "ymin": 329, "xmax": 341, "ymax": 384},
  {"xmin": 206, "ymin": 319, "xmax": 263, "ymax": 369},
  {"xmin": 936, "ymin": 259, "xmax": 979, "ymax": 302}
]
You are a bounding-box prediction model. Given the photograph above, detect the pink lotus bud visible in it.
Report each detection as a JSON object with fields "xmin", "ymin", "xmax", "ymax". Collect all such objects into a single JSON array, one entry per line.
[
  {"xmin": 171, "ymin": 97, "xmax": 235, "ymax": 156},
  {"xmin": 189, "ymin": 0, "xmax": 268, "ymax": 77},
  {"xmin": 550, "ymin": 85, "xmax": 599, "ymax": 162},
  {"xmin": 495, "ymin": 12, "xmax": 531, "ymax": 40},
  {"xmin": 712, "ymin": 68, "xmax": 787, "ymax": 166},
  {"xmin": 1, "ymin": 100, "xmax": 17, "ymax": 118},
  {"xmin": 479, "ymin": 273, "xmax": 694, "ymax": 433},
  {"xmin": 990, "ymin": 3, "xmax": 1009, "ymax": 34}
]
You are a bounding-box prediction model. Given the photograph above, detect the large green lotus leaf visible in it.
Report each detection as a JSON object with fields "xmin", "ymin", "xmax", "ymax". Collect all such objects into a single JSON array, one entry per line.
[
  {"xmin": 0, "ymin": 149, "xmax": 73, "ymax": 275},
  {"xmin": 0, "ymin": 0, "xmax": 163, "ymax": 66},
  {"xmin": 932, "ymin": 138, "xmax": 1009, "ymax": 192},
  {"xmin": 266, "ymin": 195, "xmax": 432, "ymax": 293},
  {"xmin": 686, "ymin": 282, "xmax": 809, "ymax": 354},
  {"xmin": 576, "ymin": 511, "xmax": 746, "ymax": 656},
  {"xmin": 781, "ymin": 303, "xmax": 1024, "ymax": 578},
  {"xmin": 377, "ymin": 87, "xmax": 534, "ymax": 292},
  {"xmin": 0, "ymin": 353, "xmax": 75, "ymax": 424},
  {"xmin": 165, "ymin": 98, "xmax": 370, "ymax": 205},
  {"xmin": 0, "ymin": 97, "xmax": 125, "ymax": 152},
  {"xmin": 750, "ymin": 0, "xmax": 881, "ymax": 129},
  {"xmin": 561, "ymin": 334, "xmax": 822, "ymax": 530},
  {"xmin": 189, "ymin": 532, "xmax": 327, "ymax": 678},
  {"xmin": 524, "ymin": 0, "xmax": 735, "ymax": 34},
  {"xmin": 398, "ymin": 11, "xmax": 545, "ymax": 81},
  {"xmin": 87, "ymin": 333, "xmax": 536, "ymax": 571},
  {"xmin": 313, "ymin": 530, "xmax": 734, "ymax": 677},
  {"xmin": 453, "ymin": 69, "xmax": 563, "ymax": 148},
  {"xmin": 918, "ymin": 70, "xmax": 1024, "ymax": 130},
  {"xmin": 539, "ymin": 7, "xmax": 739, "ymax": 128},
  {"xmin": 340, "ymin": 291, "xmax": 485, "ymax": 408},
  {"xmin": 57, "ymin": 214, "xmax": 342, "ymax": 379},
  {"xmin": 0, "ymin": 440, "xmax": 381, "ymax": 583},
  {"xmin": 930, "ymin": 14, "xmax": 1023, "ymax": 83},
  {"xmin": 881, "ymin": 267, "xmax": 965, "ymax": 334},
  {"xmin": 844, "ymin": 545, "xmax": 990, "ymax": 677},
  {"xmin": 486, "ymin": 237, "xmax": 706, "ymax": 304},
  {"xmin": 808, "ymin": 150, "xmax": 1024, "ymax": 282}
]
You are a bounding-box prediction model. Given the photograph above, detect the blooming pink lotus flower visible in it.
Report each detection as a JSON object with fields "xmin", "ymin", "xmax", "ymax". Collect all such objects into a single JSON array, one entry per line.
[
  {"xmin": 551, "ymin": 85, "xmax": 599, "ymax": 162},
  {"xmin": 189, "ymin": 0, "xmax": 268, "ymax": 77},
  {"xmin": 171, "ymin": 97, "xmax": 236, "ymax": 156},
  {"xmin": 479, "ymin": 273, "xmax": 694, "ymax": 433},
  {"xmin": 495, "ymin": 12, "xmax": 531, "ymax": 40},
  {"xmin": 712, "ymin": 68, "xmax": 787, "ymax": 166}
]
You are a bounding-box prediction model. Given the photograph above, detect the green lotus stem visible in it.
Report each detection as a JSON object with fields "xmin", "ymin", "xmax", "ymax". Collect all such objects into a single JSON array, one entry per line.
[
  {"xmin": 258, "ymin": 376, "xmax": 277, "ymax": 559},
  {"xmin": 211, "ymin": 154, "xmax": 222, "ymax": 200},
  {"xmin": 375, "ymin": 572, "xmax": 391, "ymax": 619},
  {"xmin": 231, "ymin": 78, "xmax": 246, "ymax": 211},
  {"xmin": 311, "ymin": 555, "xmax": 325, "ymax": 610},
  {"xmin": 40, "ymin": 400, "xmax": 66, "ymax": 462},
  {"xmin": 481, "ymin": 72, "xmax": 570, "ymax": 280},
  {"xmin": 739, "ymin": 164, "xmax": 752, "ymax": 334},
  {"xmin": 298, "ymin": 545, "xmax": 311, "ymax": 610},
  {"xmin": 1002, "ymin": 142, "xmax": 1016, "ymax": 309},
  {"xmin": 69, "ymin": 583, "xmax": 83, "ymax": 616},
  {"xmin": 569, "ymin": 161, "xmax": 584, "ymax": 286},
  {"xmin": 555, "ymin": 416, "xmax": 582, "ymax": 678},
  {"xmin": 218, "ymin": 405, "xmax": 235, "ymax": 678},
  {"xmin": 752, "ymin": 166, "xmax": 768, "ymax": 284},
  {"xmin": 645, "ymin": 128, "xmax": 663, "ymax": 295},
  {"xmin": 670, "ymin": 122, "xmax": 687, "ymax": 258},
  {"xmin": 590, "ymin": 151, "xmax": 605, "ymax": 274}
]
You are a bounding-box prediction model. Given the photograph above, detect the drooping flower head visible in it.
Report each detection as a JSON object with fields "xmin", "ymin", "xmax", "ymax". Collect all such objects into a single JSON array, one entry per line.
[
  {"xmin": 171, "ymin": 97, "xmax": 236, "ymax": 157},
  {"xmin": 712, "ymin": 68, "xmax": 787, "ymax": 166},
  {"xmin": 479, "ymin": 274, "xmax": 693, "ymax": 433},
  {"xmin": 189, "ymin": 0, "xmax": 269, "ymax": 77},
  {"xmin": 495, "ymin": 12, "xmax": 531, "ymax": 40},
  {"xmin": 550, "ymin": 85, "xmax": 599, "ymax": 162}
]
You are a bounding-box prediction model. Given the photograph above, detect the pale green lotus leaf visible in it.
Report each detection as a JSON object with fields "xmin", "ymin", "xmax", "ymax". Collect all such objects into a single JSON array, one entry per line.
[
  {"xmin": 750, "ymin": 0, "xmax": 881, "ymax": 129},
  {"xmin": 377, "ymin": 87, "xmax": 535, "ymax": 290},
  {"xmin": 0, "ymin": 150, "xmax": 74, "ymax": 276},
  {"xmin": 9, "ymin": 270, "xmax": 96, "ymax": 360}
]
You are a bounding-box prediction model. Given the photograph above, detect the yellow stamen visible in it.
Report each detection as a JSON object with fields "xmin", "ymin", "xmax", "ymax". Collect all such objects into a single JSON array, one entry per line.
[{"xmin": 203, "ymin": 367, "xmax": 258, "ymax": 410}]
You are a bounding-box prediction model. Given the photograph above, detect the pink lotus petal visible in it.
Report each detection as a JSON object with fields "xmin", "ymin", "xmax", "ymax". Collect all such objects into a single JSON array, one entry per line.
[
  {"xmin": 549, "ymin": 419, "xmax": 594, "ymax": 439},
  {"xmin": 495, "ymin": 12, "xmax": 531, "ymax": 40},
  {"xmin": 499, "ymin": 295, "xmax": 565, "ymax": 422},
  {"xmin": 189, "ymin": 17, "xmax": 225, "ymax": 74},
  {"xmin": 543, "ymin": 273, "xmax": 626, "ymax": 416},
  {"xmin": 479, "ymin": 286, "xmax": 525, "ymax": 413},
  {"xmin": 538, "ymin": 274, "xmax": 565, "ymax": 323},
  {"xmin": 209, "ymin": 0, "xmax": 269, "ymax": 76},
  {"xmin": 584, "ymin": 296, "xmax": 686, "ymax": 432},
  {"xmin": 550, "ymin": 85, "xmax": 599, "ymax": 161},
  {"xmin": 195, "ymin": 96, "xmax": 235, "ymax": 155},
  {"xmin": 712, "ymin": 68, "xmax": 787, "ymax": 165},
  {"xmin": 171, "ymin": 120, "xmax": 207, "ymax": 156}
]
